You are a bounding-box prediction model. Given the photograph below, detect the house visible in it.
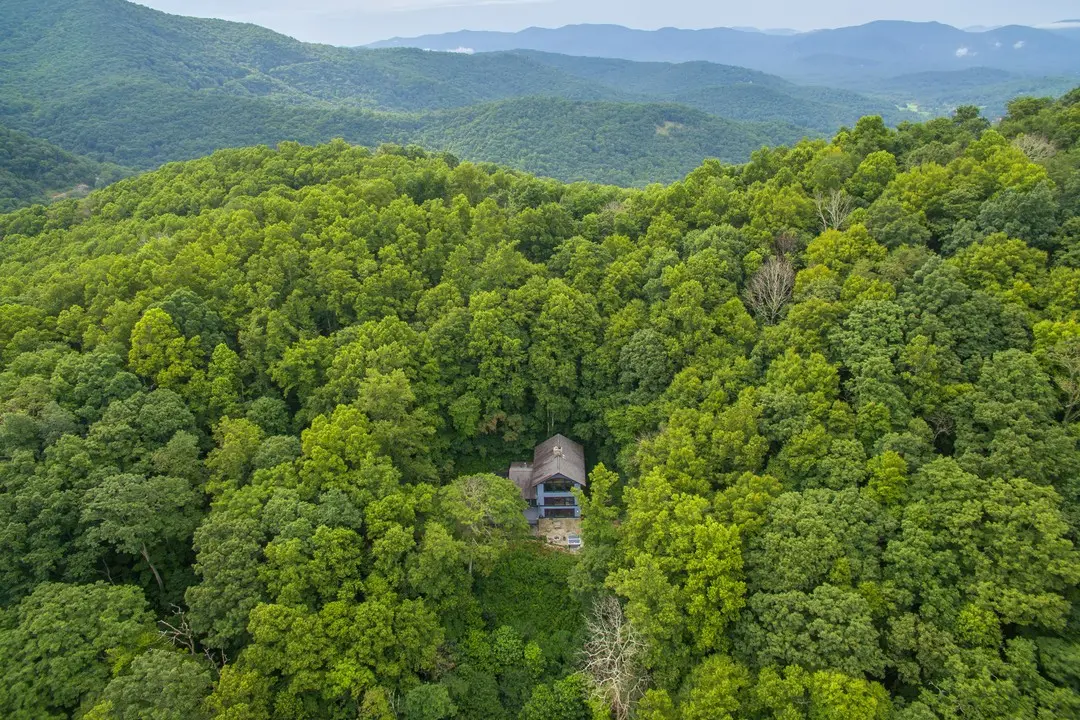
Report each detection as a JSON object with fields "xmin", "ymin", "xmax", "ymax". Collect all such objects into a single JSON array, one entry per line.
[{"xmin": 509, "ymin": 434, "xmax": 586, "ymax": 525}]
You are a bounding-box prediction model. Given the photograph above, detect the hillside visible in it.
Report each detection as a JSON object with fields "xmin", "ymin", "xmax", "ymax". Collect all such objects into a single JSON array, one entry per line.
[
  {"xmin": 0, "ymin": 89, "xmax": 1079, "ymax": 719},
  {"xmin": 0, "ymin": 0, "xmax": 908, "ymax": 184},
  {"xmin": 411, "ymin": 98, "xmax": 803, "ymax": 185},
  {"xmin": 0, "ymin": 124, "xmax": 129, "ymax": 212}
]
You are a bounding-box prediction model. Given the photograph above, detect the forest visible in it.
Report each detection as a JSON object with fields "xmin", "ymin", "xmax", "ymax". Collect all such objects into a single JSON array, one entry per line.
[{"xmin": 0, "ymin": 87, "xmax": 1079, "ymax": 719}]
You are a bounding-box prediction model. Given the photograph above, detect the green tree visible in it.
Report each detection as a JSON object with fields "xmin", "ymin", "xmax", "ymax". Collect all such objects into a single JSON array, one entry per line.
[
  {"xmin": 85, "ymin": 649, "xmax": 213, "ymax": 720},
  {"xmin": 438, "ymin": 474, "xmax": 528, "ymax": 576},
  {"xmin": 82, "ymin": 473, "xmax": 202, "ymax": 595}
]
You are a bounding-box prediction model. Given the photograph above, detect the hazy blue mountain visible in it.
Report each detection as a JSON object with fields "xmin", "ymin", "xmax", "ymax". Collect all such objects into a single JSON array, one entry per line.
[
  {"xmin": 731, "ymin": 27, "xmax": 801, "ymax": 36},
  {"xmin": 368, "ymin": 21, "xmax": 1080, "ymax": 84}
]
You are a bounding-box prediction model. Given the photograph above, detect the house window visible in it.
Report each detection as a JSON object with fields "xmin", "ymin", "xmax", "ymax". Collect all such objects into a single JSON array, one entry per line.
[
  {"xmin": 543, "ymin": 479, "xmax": 575, "ymax": 493},
  {"xmin": 545, "ymin": 496, "xmax": 577, "ymax": 507}
]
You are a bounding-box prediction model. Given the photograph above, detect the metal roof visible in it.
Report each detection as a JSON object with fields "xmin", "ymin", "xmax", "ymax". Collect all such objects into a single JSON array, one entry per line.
[
  {"xmin": 530, "ymin": 434, "xmax": 586, "ymax": 487},
  {"xmin": 510, "ymin": 461, "xmax": 537, "ymax": 500}
]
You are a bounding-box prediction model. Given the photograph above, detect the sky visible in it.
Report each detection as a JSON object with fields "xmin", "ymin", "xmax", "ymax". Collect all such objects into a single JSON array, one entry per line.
[{"xmin": 135, "ymin": 0, "xmax": 1080, "ymax": 46}]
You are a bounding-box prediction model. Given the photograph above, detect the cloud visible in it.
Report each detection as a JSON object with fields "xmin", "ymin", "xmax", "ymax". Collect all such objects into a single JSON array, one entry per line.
[
  {"xmin": 955, "ymin": 47, "xmax": 970, "ymax": 57},
  {"xmin": 1013, "ymin": 40, "xmax": 1026, "ymax": 49}
]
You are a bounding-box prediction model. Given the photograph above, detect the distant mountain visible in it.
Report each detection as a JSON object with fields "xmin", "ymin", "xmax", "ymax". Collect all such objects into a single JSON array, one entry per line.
[
  {"xmin": 0, "ymin": 0, "xmax": 921, "ymax": 185},
  {"xmin": 731, "ymin": 27, "xmax": 802, "ymax": 36},
  {"xmin": 368, "ymin": 21, "xmax": 1080, "ymax": 84},
  {"xmin": 0, "ymin": 124, "xmax": 129, "ymax": 212}
]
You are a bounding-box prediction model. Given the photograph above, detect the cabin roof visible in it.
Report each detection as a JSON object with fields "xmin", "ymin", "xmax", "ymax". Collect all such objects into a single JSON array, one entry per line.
[
  {"xmin": 510, "ymin": 461, "xmax": 537, "ymax": 500},
  {"xmin": 508, "ymin": 435, "xmax": 587, "ymax": 498},
  {"xmin": 530, "ymin": 434, "xmax": 586, "ymax": 487}
]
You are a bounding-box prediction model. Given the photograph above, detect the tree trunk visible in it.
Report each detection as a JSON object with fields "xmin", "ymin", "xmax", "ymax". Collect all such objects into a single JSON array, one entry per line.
[{"xmin": 141, "ymin": 543, "xmax": 165, "ymax": 594}]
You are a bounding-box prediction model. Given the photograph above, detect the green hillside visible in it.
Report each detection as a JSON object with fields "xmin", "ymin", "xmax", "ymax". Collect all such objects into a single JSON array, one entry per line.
[
  {"xmin": 1, "ymin": 86, "xmax": 799, "ymax": 186},
  {"xmin": 412, "ymin": 98, "xmax": 804, "ymax": 185},
  {"xmin": 0, "ymin": 0, "xmax": 904, "ymax": 184},
  {"xmin": 513, "ymin": 51, "xmax": 917, "ymax": 131},
  {"xmin": 0, "ymin": 124, "xmax": 129, "ymax": 212},
  {"xmin": 861, "ymin": 68, "xmax": 1080, "ymax": 117},
  {"xmin": 0, "ymin": 88, "xmax": 1079, "ymax": 719}
]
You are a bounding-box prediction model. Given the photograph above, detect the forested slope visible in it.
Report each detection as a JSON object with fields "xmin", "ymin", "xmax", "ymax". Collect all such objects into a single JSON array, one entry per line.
[
  {"xmin": 410, "ymin": 98, "xmax": 801, "ymax": 186},
  {"xmin": 0, "ymin": 124, "xmax": 129, "ymax": 212},
  {"xmin": 1, "ymin": 90, "xmax": 1079, "ymax": 719}
]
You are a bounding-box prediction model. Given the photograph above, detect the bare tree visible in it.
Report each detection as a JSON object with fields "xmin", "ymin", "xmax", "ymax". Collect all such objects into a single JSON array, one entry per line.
[
  {"xmin": 745, "ymin": 255, "xmax": 795, "ymax": 325},
  {"xmin": 583, "ymin": 595, "xmax": 649, "ymax": 720},
  {"xmin": 814, "ymin": 189, "xmax": 854, "ymax": 231},
  {"xmin": 1012, "ymin": 134, "xmax": 1058, "ymax": 163},
  {"xmin": 159, "ymin": 605, "xmax": 228, "ymax": 668},
  {"xmin": 927, "ymin": 410, "xmax": 956, "ymax": 443},
  {"xmin": 1049, "ymin": 340, "xmax": 1080, "ymax": 425}
]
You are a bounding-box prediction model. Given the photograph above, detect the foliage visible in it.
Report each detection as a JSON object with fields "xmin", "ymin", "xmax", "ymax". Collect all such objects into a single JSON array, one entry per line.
[{"xmin": 0, "ymin": 88, "xmax": 1079, "ymax": 719}]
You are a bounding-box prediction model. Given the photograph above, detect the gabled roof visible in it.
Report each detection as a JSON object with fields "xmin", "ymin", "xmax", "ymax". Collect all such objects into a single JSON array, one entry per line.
[{"xmin": 530, "ymin": 434, "xmax": 586, "ymax": 487}]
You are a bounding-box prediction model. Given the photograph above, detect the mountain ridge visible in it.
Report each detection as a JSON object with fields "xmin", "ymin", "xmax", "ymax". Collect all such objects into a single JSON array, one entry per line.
[
  {"xmin": 367, "ymin": 20, "xmax": 1080, "ymax": 84},
  {"xmin": 0, "ymin": 0, "xmax": 917, "ymax": 186}
]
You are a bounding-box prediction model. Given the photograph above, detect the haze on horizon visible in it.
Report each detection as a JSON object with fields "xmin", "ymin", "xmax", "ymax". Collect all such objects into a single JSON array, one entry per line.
[{"xmin": 135, "ymin": 0, "xmax": 1080, "ymax": 46}]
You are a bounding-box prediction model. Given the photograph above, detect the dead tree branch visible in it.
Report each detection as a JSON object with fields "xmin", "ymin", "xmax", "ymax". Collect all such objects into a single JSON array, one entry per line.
[
  {"xmin": 582, "ymin": 595, "xmax": 649, "ymax": 720},
  {"xmin": 158, "ymin": 605, "xmax": 228, "ymax": 669},
  {"xmin": 815, "ymin": 189, "xmax": 854, "ymax": 231},
  {"xmin": 745, "ymin": 255, "xmax": 795, "ymax": 325}
]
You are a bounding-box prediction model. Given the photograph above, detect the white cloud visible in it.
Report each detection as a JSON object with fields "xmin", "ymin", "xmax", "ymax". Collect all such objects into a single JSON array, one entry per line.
[
  {"xmin": 955, "ymin": 47, "xmax": 970, "ymax": 57},
  {"xmin": 1014, "ymin": 40, "xmax": 1026, "ymax": 49}
]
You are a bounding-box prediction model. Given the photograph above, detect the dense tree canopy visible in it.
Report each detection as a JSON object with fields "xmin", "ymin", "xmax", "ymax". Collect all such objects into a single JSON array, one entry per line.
[{"xmin": 1, "ymin": 89, "xmax": 1080, "ymax": 718}]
